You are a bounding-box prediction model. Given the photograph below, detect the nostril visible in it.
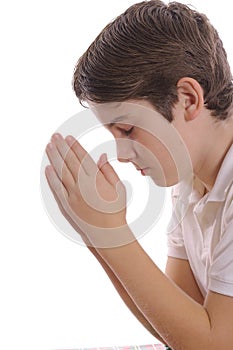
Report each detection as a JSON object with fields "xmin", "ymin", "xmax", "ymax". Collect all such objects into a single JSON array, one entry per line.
[{"xmin": 117, "ymin": 157, "xmax": 129, "ymax": 163}]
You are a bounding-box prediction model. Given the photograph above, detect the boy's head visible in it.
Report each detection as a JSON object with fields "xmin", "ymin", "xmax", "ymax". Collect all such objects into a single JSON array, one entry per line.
[{"xmin": 73, "ymin": 0, "xmax": 232, "ymax": 122}]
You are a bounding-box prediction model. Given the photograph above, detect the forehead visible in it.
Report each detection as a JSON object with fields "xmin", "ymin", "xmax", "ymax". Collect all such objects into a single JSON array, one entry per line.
[
  {"xmin": 87, "ymin": 100, "xmax": 192, "ymax": 170},
  {"xmin": 87, "ymin": 100, "xmax": 160, "ymax": 126},
  {"xmin": 88, "ymin": 100, "xmax": 180, "ymax": 147}
]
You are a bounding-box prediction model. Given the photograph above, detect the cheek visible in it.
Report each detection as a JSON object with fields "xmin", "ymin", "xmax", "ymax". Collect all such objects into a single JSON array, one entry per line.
[
  {"xmin": 141, "ymin": 138, "xmax": 178, "ymax": 171},
  {"xmin": 135, "ymin": 127, "xmax": 192, "ymax": 185},
  {"xmin": 138, "ymin": 135, "xmax": 167, "ymax": 161},
  {"xmin": 135, "ymin": 130, "xmax": 175, "ymax": 165}
]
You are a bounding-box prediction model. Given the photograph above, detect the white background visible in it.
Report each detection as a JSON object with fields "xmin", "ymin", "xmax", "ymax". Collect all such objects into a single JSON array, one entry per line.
[{"xmin": 0, "ymin": 1, "xmax": 232, "ymax": 349}]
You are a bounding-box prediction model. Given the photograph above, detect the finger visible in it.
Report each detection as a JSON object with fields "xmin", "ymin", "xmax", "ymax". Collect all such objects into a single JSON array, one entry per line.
[
  {"xmin": 51, "ymin": 133, "xmax": 80, "ymax": 181},
  {"xmin": 45, "ymin": 166, "xmax": 68, "ymax": 214},
  {"xmin": 97, "ymin": 153, "xmax": 121, "ymax": 187},
  {"xmin": 45, "ymin": 165, "xmax": 68, "ymax": 203},
  {"xmin": 46, "ymin": 142, "xmax": 75, "ymax": 191},
  {"xmin": 45, "ymin": 165, "xmax": 98, "ymax": 248},
  {"xmin": 46, "ymin": 169, "xmax": 84, "ymax": 236},
  {"xmin": 65, "ymin": 135, "xmax": 97, "ymax": 176},
  {"xmin": 45, "ymin": 165, "xmax": 86, "ymax": 239}
]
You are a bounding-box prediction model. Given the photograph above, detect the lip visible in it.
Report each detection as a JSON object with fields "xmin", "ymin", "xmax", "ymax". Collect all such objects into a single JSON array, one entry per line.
[
  {"xmin": 141, "ymin": 168, "xmax": 150, "ymax": 176},
  {"xmin": 132, "ymin": 162, "xmax": 149, "ymax": 175},
  {"xmin": 135, "ymin": 167, "xmax": 150, "ymax": 176}
]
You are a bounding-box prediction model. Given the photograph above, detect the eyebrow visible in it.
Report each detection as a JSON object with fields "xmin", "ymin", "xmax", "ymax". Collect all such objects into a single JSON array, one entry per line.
[{"xmin": 109, "ymin": 116, "xmax": 127, "ymax": 128}]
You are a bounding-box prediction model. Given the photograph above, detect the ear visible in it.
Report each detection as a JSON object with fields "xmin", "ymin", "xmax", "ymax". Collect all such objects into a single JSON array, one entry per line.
[{"xmin": 177, "ymin": 77, "xmax": 204, "ymax": 121}]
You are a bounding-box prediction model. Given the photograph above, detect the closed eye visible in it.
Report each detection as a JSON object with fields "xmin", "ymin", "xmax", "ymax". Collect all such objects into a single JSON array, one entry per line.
[{"xmin": 122, "ymin": 127, "xmax": 134, "ymax": 136}]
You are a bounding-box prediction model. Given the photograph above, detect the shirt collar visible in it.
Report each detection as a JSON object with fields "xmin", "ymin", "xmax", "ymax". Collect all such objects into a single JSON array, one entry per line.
[
  {"xmin": 176, "ymin": 143, "xmax": 233, "ymax": 204},
  {"xmin": 206, "ymin": 143, "xmax": 233, "ymax": 202}
]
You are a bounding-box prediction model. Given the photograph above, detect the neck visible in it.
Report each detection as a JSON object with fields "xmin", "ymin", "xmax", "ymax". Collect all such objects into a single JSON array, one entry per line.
[{"xmin": 195, "ymin": 115, "xmax": 233, "ymax": 192}]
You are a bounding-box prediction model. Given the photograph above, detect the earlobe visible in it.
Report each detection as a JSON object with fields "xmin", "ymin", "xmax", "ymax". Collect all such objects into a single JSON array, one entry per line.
[{"xmin": 177, "ymin": 77, "xmax": 204, "ymax": 121}]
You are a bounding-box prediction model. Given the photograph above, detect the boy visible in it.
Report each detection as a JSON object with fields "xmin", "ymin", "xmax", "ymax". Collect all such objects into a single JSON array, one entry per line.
[{"xmin": 45, "ymin": 1, "xmax": 233, "ymax": 349}]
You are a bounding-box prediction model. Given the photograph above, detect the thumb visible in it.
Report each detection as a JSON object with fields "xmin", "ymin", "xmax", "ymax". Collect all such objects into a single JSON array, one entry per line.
[{"xmin": 97, "ymin": 153, "xmax": 120, "ymax": 186}]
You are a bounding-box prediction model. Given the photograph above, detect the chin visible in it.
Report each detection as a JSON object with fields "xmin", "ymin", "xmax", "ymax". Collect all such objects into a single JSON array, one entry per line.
[{"xmin": 150, "ymin": 174, "xmax": 179, "ymax": 188}]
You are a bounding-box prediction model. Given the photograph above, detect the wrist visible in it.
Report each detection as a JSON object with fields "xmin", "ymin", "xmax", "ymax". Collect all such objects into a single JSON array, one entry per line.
[
  {"xmin": 82, "ymin": 222, "xmax": 135, "ymax": 249},
  {"xmin": 96, "ymin": 233, "xmax": 140, "ymax": 260}
]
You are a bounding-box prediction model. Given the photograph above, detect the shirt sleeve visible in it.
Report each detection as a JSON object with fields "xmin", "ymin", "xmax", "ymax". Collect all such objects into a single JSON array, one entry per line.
[
  {"xmin": 208, "ymin": 201, "xmax": 233, "ymax": 297},
  {"xmin": 167, "ymin": 186, "xmax": 188, "ymax": 260}
]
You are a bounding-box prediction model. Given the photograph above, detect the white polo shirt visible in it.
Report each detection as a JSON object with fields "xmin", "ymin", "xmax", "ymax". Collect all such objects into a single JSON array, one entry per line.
[{"xmin": 167, "ymin": 144, "xmax": 233, "ymax": 298}]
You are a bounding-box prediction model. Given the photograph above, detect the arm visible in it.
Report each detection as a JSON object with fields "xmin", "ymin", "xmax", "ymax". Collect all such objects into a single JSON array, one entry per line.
[
  {"xmin": 88, "ymin": 251, "xmax": 204, "ymax": 345},
  {"xmin": 165, "ymin": 257, "xmax": 204, "ymax": 305},
  {"xmin": 45, "ymin": 134, "xmax": 233, "ymax": 350},
  {"xmin": 97, "ymin": 240, "xmax": 233, "ymax": 350},
  {"xmin": 89, "ymin": 246, "xmax": 167, "ymax": 344},
  {"xmin": 45, "ymin": 134, "xmax": 165, "ymax": 343}
]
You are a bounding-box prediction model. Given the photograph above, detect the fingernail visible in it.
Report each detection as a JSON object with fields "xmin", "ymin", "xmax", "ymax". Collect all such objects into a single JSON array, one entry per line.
[
  {"xmin": 46, "ymin": 142, "xmax": 54, "ymax": 151},
  {"xmin": 66, "ymin": 135, "xmax": 74, "ymax": 145},
  {"xmin": 98, "ymin": 153, "xmax": 107, "ymax": 167},
  {"xmin": 101, "ymin": 153, "xmax": 107, "ymax": 163},
  {"xmin": 52, "ymin": 133, "xmax": 61, "ymax": 141}
]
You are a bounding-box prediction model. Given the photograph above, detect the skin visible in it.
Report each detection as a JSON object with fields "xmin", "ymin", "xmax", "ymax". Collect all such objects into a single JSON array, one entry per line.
[
  {"xmin": 88, "ymin": 96, "xmax": 193, "ymax": 188},
  {"xmin": 45, "ymin": 77, "xmax": 233, "ymax": 349}
]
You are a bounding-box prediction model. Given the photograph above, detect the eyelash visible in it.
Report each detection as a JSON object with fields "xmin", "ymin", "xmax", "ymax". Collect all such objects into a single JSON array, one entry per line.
[{"xmin": 122, "ymin": 127, "xmax": 134, "ymax": 136}]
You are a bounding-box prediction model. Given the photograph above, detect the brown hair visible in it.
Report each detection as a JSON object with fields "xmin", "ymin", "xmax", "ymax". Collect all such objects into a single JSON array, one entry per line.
[{"xmin": 73, "ymin": 0, "xmax": 233, "ymax": 121}]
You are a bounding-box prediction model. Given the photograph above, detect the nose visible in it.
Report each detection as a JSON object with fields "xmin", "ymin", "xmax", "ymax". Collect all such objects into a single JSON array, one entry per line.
[
  {"xmin": 118, "ymin": 157, "xmax": 129, "ymax": 163},
  {"xmin": 116, "ymin": 138, "xmax": 136, "ymax": 163}
]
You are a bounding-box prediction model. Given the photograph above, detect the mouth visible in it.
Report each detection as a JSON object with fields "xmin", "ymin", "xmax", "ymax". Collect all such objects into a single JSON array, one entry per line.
[
  {"xmin": 135, "ymin": 167, "xmax": 150, "ymax": 176},
  {"xmin": 131, "ymin": 162, "xmax": 150, "ymax": 176}
]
